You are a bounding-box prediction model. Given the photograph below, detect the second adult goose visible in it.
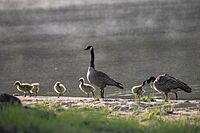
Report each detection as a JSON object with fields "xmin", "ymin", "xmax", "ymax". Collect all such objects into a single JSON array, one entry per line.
[
  {"xmin": 146, "ymin": 74, "xmax": 192, "ymax": 101},
  {"xmin": 84, "ymin": 45, "xmax": 124, "ymax": 98}
]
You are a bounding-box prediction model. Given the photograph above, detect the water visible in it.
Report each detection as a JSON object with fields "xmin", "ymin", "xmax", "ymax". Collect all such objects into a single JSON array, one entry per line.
[{"xmin": 0, "ymin": 0, "xmax": 200, "ymax": 99}]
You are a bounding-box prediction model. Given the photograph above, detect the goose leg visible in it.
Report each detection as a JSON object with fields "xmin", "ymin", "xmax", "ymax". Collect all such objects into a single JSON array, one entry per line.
[
  {"xmin": 100, "ymin": 88, "xmax": 104, "ymax": 98},
  {"xmin": 133, "ymin": 94, "xmax": 136, "ymax": 101},
  {"xmin": 164, "ymin": 92, "xmax": 169, "ymax": 102},
  {"xmin": 29, "ymin": 91, "xmax": 32, "ymax": 97},
  {"xmin": 174, "ymin": 92, "xmax": 178, "ymax": 100},
  {"xmin": 92, "ymin": 92, "xmax": 95, "ymax": 97},
  {"xmin": 138, "ymin": 94, "xmax": 141, "ymax": 101},
  {"xmin": 87, "ymin": 93, "xmax": 89, "ymax": 97}
]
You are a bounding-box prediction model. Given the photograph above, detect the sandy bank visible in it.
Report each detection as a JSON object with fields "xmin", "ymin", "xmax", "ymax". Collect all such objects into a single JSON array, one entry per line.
[{"xmin": 17, "ymin": 96, "xmax": 200, "ymax": 118}]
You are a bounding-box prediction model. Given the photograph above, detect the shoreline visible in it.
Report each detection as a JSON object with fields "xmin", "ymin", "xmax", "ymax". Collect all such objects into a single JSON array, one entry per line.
[{"xmin": 17, "ymin": 96, "xmax": 200, "ymax": 118}]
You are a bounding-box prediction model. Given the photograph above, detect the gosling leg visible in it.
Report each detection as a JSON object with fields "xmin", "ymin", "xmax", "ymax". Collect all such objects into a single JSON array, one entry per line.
[
  {"xmin": 92, "ymin": 92, "xmax": 95, "ymax": 97},
  {"xmin": 29, "ymin": 91, "xmax": 32, "ymax": 97}
]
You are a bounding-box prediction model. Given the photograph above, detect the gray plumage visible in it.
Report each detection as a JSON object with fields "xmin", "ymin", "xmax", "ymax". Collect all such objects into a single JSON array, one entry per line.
[
  {"xmin": 87, "ymin": 67, "xmax": 123, "ymax": 89},
  {"xmin": 84, "ymin": 45, "xmax": 123, "ymax": 98},
  {"xmin": 147, "ymin": 74, "xmax": 192, "ymax": 101}
]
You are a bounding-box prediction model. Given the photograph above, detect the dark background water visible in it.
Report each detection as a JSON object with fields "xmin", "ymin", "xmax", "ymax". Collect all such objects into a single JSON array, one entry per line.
[{"xmin": 0, "ymin": 0, "xmax": 200, "ymax": 99}]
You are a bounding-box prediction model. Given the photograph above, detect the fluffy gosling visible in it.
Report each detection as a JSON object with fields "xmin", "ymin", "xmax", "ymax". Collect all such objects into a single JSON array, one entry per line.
[
  {"xmin": 54, "ymin": 82, "xmax": 66, "ymax": 98},
  {"xmin": 14, "ymin": 81, "xmax": 33, "ymax": 97},
  {"xmin": 79, "ymin": 78, "xmax": 95, "ymax": 97},
  {"xmin": 131, "ymin": 80, "xmax": 146, "ymax": 99},
  {"xmin": 30, "ymin": 83, "xmax": 39, "ymax": 96}
]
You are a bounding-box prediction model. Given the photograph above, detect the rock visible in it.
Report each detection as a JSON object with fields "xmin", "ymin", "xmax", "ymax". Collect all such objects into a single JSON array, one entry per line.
[{"xmin": 0, "ymin": 93, "xmax": 21, "ymax": 105}]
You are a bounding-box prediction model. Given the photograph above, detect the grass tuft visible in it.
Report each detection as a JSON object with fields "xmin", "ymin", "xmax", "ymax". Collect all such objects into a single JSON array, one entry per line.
[{"xmin": 0, "ymin": 104, "xmax": 199, "ymax": 133}]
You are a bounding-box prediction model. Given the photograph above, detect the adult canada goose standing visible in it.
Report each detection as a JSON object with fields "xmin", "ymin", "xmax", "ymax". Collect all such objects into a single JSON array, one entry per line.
[
  {"xmin": 84, "ymin": 45, "xmax": 124, "ymax": 98},
  {"xmin": 146, "ymin": 74, "xmax": 192, "ymax": 101},
  {"xmin": 79, "ymin": 77, "xmax": 95, "ymax": 97}
]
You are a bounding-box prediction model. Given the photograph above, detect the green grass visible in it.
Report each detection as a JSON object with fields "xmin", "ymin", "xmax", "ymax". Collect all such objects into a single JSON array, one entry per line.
[{"xmin": 0, "ymin": 103, "xmax": 199, "ymax": 133}]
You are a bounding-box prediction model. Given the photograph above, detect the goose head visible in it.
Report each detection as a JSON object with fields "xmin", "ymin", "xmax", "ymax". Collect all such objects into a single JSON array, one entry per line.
[
  {"xmin": 55, "ymin": 82, "xmax": 61, "ymax": 86},
  {"xmin": 84, "ymin": 46, "xmax": 93, "ymax": 50},
  {"xmin": 147, "ymin": 76, "xmax": 156, "ymax": 84},
  {"xmin": 79, "ymin": 78, "xmax": 85, "ymax": 84},
  {"xmin": 142, "ymin": 80, "xmax": 146, "ymax": 86},
  {"xmin": 14, "ymin": 81, "xmax": 21, "ymax": 86}
]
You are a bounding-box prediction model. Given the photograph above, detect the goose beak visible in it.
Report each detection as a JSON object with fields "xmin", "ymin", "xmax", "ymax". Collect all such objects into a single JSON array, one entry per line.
[
  {"xmin": 84, "ymin": 46, "xmax": 92, "ymax": 50},
  {"xmin": 13, "ymin": 81, "xmax": 18, "ymax": 86}
]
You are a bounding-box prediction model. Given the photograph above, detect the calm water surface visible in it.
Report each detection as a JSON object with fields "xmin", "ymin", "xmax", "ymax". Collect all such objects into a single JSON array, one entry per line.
[{"xmin": 0, "ymin": 0, "xmax": 199, "ymax": 99}]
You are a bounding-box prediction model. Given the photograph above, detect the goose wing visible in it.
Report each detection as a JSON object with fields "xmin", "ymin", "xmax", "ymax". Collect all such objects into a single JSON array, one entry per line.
[
  {"xmin": 94, "ymin": 70, "xmax": 123, "ymax": 88},
  {"xmin": 157, "ymin": 74, "xmax": 192, "ymax": 92},
  {"xmin": 60, "ymin": 84, "xmax": 68, "ymax": 93},
  {"xmin": 94, "ymin": 70, "xmax": 113, "ymax": 84}
]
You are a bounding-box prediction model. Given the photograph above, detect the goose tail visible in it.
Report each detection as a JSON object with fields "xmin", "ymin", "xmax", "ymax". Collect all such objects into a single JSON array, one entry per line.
[
  {"xmin": 106, "ymin": 78, "xmax": 124, "ymax": 89},
  {"xmin": 174, "ymin": 78, "xmax": 192, "ymax": 93},
  {"xmin": 180, "ymin": 83, "xmax": 192, "ymax": 93},
  {"xmin": 164, "ymin": 74, "xmax": 192, "ymax": 93}
]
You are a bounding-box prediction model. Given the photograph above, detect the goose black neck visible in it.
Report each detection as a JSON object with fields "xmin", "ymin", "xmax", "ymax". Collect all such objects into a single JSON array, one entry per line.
[
  {"xmin": 90, "ymin": 47, "xmax": 95, "ymax": 68},
  {"xmin": 80, "ymin": 80, "xmax": 84, "ymax": 85},
  {"xmin": 142, "ymin": 80, "xmax": 146, "ymax": 86},
  {"xmin": 147, "ymin": 76, "xmax": 156, "ymax": 84}
]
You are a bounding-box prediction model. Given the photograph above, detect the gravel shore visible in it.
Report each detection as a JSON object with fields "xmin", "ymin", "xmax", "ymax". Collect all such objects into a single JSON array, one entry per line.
[{"xmin": 17, "ymin": 96, "xmax": 200, "ymax": 118}]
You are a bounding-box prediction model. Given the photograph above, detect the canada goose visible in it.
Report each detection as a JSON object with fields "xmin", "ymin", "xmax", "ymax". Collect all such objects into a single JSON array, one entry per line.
[
  {"xmin": 146, "ymin": 74, "xmax": 192, "ymax": 101},
  {"xmin": 54, "ymin": 82, "xmax": 66, "ymax": 98},
  {"xmin": 0, "ymin": 93, "xmax": 21, "ymax": 105},
  {"xmin": 30, "ymin": 83, "xmax": 39, "ymax": 96},
  {"xmin": 14, "ymin": 81, "xmax": 33, "ymax": 97},
  {"xmin": 84, "ymin": 45, "xmax": 123, "ymax": 98},
  {"xmin": 131, "ymin": 80, "xmax": 146, "ymax": 98},
  {"xmin": 79, "ymin": 77, "xmax": 95, "ymax": 97}
]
